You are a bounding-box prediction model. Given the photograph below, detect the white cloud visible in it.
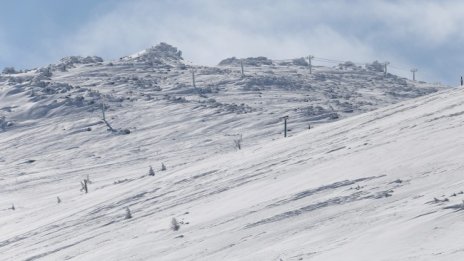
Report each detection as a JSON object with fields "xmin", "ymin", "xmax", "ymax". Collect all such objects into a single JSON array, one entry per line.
[
  {"xmin": 59, "ymin": 0, "xmax": 381, "ymax": 65},
  {"xmin": 363, "ymin": 1, "xmax": 464, "ymax": 46},
  {"xmin": 38, "ymin": 0, "xmax": 464, "ymax": 83}
]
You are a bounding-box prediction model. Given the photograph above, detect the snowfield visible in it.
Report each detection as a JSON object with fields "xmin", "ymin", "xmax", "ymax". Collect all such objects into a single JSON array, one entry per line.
[{"xmin": 0, "ymin": 43, "xmax": 462, "ymax": 260}]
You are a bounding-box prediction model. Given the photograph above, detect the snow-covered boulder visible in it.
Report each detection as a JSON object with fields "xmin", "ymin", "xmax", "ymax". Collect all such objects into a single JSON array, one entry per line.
[
  {"xmin": 218, "ymin": 56, "xmax": 274, "ymax": 66},
  {"xmin": 122, "ymin": 42, "xmax": 183, "ymax": 66}
]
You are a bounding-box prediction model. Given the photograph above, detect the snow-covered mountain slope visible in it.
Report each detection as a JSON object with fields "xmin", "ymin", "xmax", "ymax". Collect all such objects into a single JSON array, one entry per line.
[
  {"xmin": 0, "ymin": 43, "xmax": 461, "ymax": 260},
  {"xmin": 0, "ymin": 43, "xmax": 446, "ymax": 134}
]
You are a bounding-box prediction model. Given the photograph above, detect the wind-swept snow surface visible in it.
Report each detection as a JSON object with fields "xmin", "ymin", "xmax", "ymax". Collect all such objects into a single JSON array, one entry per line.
[{"xmin": 0, "ymin": 43, "xmax": 461, "ymax": 260}]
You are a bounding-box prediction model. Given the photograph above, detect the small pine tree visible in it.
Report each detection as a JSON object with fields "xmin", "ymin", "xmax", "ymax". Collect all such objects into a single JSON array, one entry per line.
[
  {"xmin": 148, "ymin": 166, "xmax": 155, "ymax": 176},
  {"xmin": 57, "ymin": 196, "xmax": 61, "ymax": 204},
  {"xmin": 171, "ymin": 217, "xmax": 180, "ymax": 231},
  {"xmin": 11, "ymin": 204, "xmax": 15, "ymax": 211},
  {"xmin": 80, "ymin": 180, "xmax": 88, "ymax": 193},
  {"xmin": 161, "ymin": 163, "xmax": 166, "ymax": 171},
  {"xmin": 125, "ymin": 207, "xmax": 132, "ymax": 219}
]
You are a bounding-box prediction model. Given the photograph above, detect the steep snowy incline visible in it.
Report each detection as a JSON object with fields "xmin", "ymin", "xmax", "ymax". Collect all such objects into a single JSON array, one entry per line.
[{"xmin": 1, "ymin": 77, "xmax": 464, "ymax": 260}]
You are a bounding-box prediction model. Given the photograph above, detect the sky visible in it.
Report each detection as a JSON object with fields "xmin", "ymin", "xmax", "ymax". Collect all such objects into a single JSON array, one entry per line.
[{"xmin": 0, "ymin": 0, "xmax": 463, "ymax": 85}]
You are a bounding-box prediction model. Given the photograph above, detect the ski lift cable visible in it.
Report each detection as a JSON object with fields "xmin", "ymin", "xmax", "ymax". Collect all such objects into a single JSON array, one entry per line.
[
  {"xmin": 389, "ymin": 65, "xmax": 411, "ymax": 72},
  {"xmin": 312, "ymin": 55, "xmax": 416, "ymax": 71},
  {"xmin": 279, "ymin": 54, "xmax": 413, "ymax": 71}
]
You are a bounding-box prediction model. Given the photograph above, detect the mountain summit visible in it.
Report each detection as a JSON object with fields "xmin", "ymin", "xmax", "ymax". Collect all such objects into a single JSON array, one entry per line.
[{"xmin": 122, "ymin": 42, "xmax": 184, "ymax": 65}]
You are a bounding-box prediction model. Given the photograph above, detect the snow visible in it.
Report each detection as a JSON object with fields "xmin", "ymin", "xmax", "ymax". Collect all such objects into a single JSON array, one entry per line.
[{"xmin": 0, "ymin": 43, "xmax": 462, "ymax": 260}]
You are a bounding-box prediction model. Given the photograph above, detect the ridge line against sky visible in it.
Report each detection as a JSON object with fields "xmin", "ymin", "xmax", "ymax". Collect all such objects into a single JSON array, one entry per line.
[{"xmin": 0, "ymin": 0, "xmax": 463, "ymax": 85}]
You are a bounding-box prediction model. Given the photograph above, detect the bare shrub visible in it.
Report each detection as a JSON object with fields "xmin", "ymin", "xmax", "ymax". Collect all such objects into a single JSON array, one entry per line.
[{"xmin": 234, "ymin": 134, "xmax": 243, "ymax": 150}]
